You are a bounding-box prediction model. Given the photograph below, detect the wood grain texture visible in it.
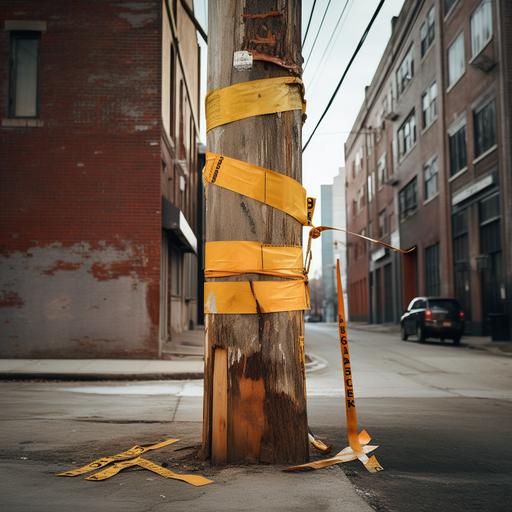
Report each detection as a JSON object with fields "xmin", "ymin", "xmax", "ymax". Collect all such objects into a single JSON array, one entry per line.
[
  {"xmin": 203, "ymin": 0, "xmax": 309, "ymax": 464},
  {"xmin": 212, "ymin": 347, "xmax": 228, "ymax": 464}
]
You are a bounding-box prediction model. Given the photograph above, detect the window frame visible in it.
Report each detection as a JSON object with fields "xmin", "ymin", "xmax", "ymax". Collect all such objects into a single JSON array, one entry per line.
[
  {"xmin": 398, "ymin": 110, "xmax": 417, "ymax": 158},
  {"xmin": 447, "ymin": 31, "xmax": 465, "ymax": 89},
  {"xmin": 473, "ymin": 97, "xmax": 497, "ymax": 158},
  {"xmin": 421, "ymin": 81, "xmax": 438, "ymax": 129},
  {"xmin": 420, "ymin": 6, "xmax": 436, "ymax": 58},
  {"xmin": 470, "ymin": 0, "xmax": 493, "ymax": 58},
  {"xmin": 8, "ymin": 30, "xmax": 41, "ymax": 119},
  {"xmin": 399, "ymin": 176, "xmax": 418, "ymax": 222},
  {"xmin": 423, "ymin": 156, "xmax": 439, "ymax": 201},
  {"xmin": 396, "ymin": 46, "xmax": 414, "ymax": 96},
  {"xmin": 448, "ymin": 122, "xmax": 467, "ymax": 177}
]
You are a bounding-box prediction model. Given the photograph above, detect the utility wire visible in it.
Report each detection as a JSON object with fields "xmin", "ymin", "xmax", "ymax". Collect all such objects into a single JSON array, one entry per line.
[
  {"xmin": 302, "ymin": 0, "xmax": 318, "ymax": 47},
  {"xmin": 303, "ymin": 0, "xmax": 386, "ymax": 152},
  {"xmin": 307, "ymin": 0, "xmax": 352, "ymax": 93},
  {"xmin": 303, "ymin": 0, "xmax": 333, "ymax": 71}
]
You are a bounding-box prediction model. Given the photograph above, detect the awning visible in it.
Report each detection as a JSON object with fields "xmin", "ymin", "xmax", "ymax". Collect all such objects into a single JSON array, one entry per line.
[{"xmin": 162, "ymin": 197, "xmax": 197, "ymax": 253}]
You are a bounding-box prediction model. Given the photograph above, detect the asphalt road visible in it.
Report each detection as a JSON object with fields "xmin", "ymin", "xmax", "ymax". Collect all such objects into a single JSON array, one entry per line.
[
  {"xmin": 0, "ymin": 324, "xmax": 511, "ymax": 511},
  {"xmin": 305, "ymin": 323, "xmax": 512, "ymax": 512}
]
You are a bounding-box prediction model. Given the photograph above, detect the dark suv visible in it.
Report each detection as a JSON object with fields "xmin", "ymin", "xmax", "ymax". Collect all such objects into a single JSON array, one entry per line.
[{"xmin": 400, "ymin": 297, "xmax": 465, "ymax": 345}]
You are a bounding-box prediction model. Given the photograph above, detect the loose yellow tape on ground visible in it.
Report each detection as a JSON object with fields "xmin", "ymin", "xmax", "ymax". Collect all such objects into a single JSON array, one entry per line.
[
  {"xmin": 57, "ymin": 438, "xmax": 179, "ymax": 477},
  {"xmin": 206, "ymin": 76, "xmax": 306, "ymax": 132},
  {"xmin": 205, "ymin": 241, "xmax": 304, "ymax": 279},
  {"xmin": 204, "ymin": 152, "xmax": 313, "ymax": 226},
  {"xmin": 204, "ymin": 280, "xmax": 309, "ymax": 314},
  {"xmin": 85, "ymin": 457, "xmax": 213, "ymax": 486}
]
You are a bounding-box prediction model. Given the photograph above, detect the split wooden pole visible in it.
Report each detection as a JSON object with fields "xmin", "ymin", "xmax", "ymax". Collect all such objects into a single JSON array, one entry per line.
[{"xmin": 202, "ymin": 0, "xmax": 308, "ymax": 464}]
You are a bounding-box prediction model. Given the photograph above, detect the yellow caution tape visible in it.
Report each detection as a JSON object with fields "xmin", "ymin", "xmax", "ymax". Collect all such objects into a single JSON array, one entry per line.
[
  {"xmin": 308, "ymin": 431, "xmax": 332, "ymax": 454},
  {"xmin": 286, "ymin": 260, "xmax": 383, "ymax": 474},
  {"xmin": 204, "ymin": 152, "xmax": 312, "ymax": 225},
  {"xmin": 204, "ymin": 280, "xmax": 309, "ymax": 314},
  {"xmin": 205, "ymin": 241, "xmax": 304, "ymax": 279},
  {"xmin": 305, "ymin": 225, "xmax": 415, "ymax": 275},
  {"xmin": 85, "ymin": 456, "xmax": 213, "ymax": 486},
  {"xmin": 57, "ymin": 438, "xmax": 179, "ymax": 477},
  {"xmin": 286, "ymin": 431, "xmax": 378, "ymax": 471},
  {"xmin": 307, "ymin": 197, "xmax": 317, "ymax": 226},
  {"xmin": 205, "ymin": 76, "xmax": 306, "ymax": 132}
]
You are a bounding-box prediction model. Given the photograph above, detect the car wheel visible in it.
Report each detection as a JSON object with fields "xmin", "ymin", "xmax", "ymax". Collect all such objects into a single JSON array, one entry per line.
[
  {"xmin": 416, "ymin": 324, "xmax": 426, "ymax": 343},
  {"xmin": 401, "ymin": 324, "xmax": 408, "ymax": 341},
  {"xmin": 453, "ymin": 336, "xmax": 461, "ymax": 346}
]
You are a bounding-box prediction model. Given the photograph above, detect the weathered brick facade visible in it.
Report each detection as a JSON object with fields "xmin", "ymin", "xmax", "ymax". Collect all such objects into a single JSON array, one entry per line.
[
  {"xmin": 345, "ymin": 0, "xmax": 511, "ymax": 337},
  {"xmin": 0, "ymin": 0, "xmax": 201, "ymax": 357}
]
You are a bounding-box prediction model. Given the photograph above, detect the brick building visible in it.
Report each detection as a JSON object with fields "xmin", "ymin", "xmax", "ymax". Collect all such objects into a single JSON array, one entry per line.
[
  {"xmin": 0, "ymin": 0, "xmax": 202, "ymax": 357},
  {"xmin": 345, "ymin": 0, "xmax": 511, "ymax": 336}
]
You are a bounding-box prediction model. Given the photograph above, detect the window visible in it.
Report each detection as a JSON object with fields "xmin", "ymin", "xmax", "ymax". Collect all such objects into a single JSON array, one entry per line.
[
  {"xmin": 444, "ymin": 0, "xmax": 458, "ymax": 17},
  {"xmin": 474, "ymin": 99, "xmax": 496, "ymax": 157},
  {"xmin": 471, "ymin": 1, "xmax": 493, "ymax": 57},
  {"xmin": 399, "ymin": 177, "xmax": 418, "ymax": 221},
  {"xmin": 169, "ymin": 44, "xmax": 176, "ymax": 138},
  {"xmin": 355, "ymin": 149, "xmax": 363, "ymax": 174},
  {"xmin": 424, "ymin": 157, "xmax": 438, "ymax": 200},
  {"xmin": 398, "ymin": 111, "xmax": 417, "ymax": 158},
  {"xmin": 377, "ymin": 154, "xmax": 387, "ymax": 189},
  {"xmin": 396, "ymin": 47, "xmax": 414, "ymax": 95},
  {"xmin": 367, "ymin": 174, "xmax": 374, "ymax": 203},
  {"xmin": 448, "ymin": 123, "xmax": 467, "ymax": 176},
  {"xmin": 425, "ymin": 243, "xmax": 440, "ymax": 296},
  {"xmin": 170, "ymin": 249, "xmax": 182, "ymax": 296},
  {"xmin": 420, "ymin": 7, "xmax": 435, "ymax": 57},
  {"xmin": 421, "ymin": 82, "xmax": 437, "ymax": 128},
  {"xmin": 448, "ymin": 32, "xmax": 465, "ymax": 87},
  {"xmin": 379, "ymin": 210, "xmax": 389, "ymax": 237},
  {"xmin": 356, "ymin": 188, "xmax": 365, "ymax": 212},
  {"xmin": 9, "ymin": 31, "xmax": 40, "ymax": 117}
]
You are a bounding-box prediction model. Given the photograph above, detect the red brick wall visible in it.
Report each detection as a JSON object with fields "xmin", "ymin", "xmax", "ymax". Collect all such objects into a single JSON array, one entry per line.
[{"xmin": 0, "ymin": 1, "xmax": 163, "ymax": 357}]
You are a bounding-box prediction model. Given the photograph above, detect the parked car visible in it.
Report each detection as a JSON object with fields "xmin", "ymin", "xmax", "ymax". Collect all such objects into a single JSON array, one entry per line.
[{"xmin": 400, "ymin": 297, "xmax": 465, "ymax": 345}]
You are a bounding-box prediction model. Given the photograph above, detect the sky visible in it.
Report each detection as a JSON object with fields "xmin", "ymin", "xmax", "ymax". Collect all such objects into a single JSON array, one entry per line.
[{"xmin": 193, "ymin": 0, "xmax": 406, "ymax": 276}]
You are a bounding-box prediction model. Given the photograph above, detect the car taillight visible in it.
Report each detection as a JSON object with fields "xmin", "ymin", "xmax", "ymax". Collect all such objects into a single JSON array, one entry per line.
[
  {"xmin": 425, "ymin": 309, "xmax": 432, "ymax": 320},
  {"xmin": 459, "ymin": 311, "xmax": 465, "ymax": 320}
]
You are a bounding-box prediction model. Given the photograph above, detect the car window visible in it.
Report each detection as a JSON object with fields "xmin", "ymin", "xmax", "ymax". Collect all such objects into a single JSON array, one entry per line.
[
  {"xmin": 429, "ymin": 299, "xmax": 460, "ymax": 311},
  {"xmin": 410, "ymin": 299, "xmax": 426, "ymax": 310}
]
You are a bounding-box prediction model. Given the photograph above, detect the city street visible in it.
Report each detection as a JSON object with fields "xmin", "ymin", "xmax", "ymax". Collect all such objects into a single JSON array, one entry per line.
[{"xmin": 1, "ymin": 324, "xmax": 511, "ymax": 511}]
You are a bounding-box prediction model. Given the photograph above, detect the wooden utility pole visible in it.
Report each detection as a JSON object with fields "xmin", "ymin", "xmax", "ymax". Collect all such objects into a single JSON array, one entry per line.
[{"xmin": 203, "ymin": 0, "xmax": 308, "ymax": 464}]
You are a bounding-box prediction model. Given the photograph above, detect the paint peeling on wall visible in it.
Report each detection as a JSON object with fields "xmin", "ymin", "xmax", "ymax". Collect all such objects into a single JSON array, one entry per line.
[{"xmin": 0, "ymin": 242, "xmax": 156, "ymax": 358}]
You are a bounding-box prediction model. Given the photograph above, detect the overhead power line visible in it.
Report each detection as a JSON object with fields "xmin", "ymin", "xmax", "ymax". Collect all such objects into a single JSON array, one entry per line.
[
  {"xmin": 302, "ymin": 0, "xmax": 318, "ymax": 47},
  {"xmin": 302, "ymin": 0, "xmax": 386, "ymax": 153},
  {"xmin": 303, "ymin": 0, "xmax": 333, "ymax": 71},
  {"xmin": 180, "ymin": 0, "xmax": 207, "ymax": 43},
  {"xmin": 307, "ymin": 0, "xmax": 352, "ymax": 93}
]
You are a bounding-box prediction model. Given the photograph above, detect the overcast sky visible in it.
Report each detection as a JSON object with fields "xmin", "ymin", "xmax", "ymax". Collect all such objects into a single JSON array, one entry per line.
[{"xmin": 193, "ymin": 0, "xmax": 405, "ymax": 276}]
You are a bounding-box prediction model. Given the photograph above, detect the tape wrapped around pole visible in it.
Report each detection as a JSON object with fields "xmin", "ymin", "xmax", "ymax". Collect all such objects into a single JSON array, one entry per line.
[{"xmin": 205, "ymin": 76, "xmax": 306, "ymax": 132}]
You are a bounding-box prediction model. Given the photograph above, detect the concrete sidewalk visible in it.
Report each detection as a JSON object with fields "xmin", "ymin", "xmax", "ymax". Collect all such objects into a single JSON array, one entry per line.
[
  {"xmin": 347, "ymin": 321, "xmax": 512, "ymax": 356},
  {"xmin": 0, "ymin": 358, "xmax": 204, "ymax": 380}
]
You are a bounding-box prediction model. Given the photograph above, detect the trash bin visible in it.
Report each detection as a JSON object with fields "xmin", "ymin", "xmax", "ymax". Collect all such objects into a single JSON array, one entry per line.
[{"xmin": 488, "ymin": 313, "xmax": 511, "ymax": 342}]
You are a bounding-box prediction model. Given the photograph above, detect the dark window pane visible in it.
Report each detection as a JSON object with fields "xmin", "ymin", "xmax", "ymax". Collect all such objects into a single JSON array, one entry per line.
[
  {"xmin": 449, "ymin": 125, "xmax": 467, "ymax": 176},
  {"xmin": 10, "ymin": 33, "xmax": 39, "ymax": 117},
  {"xmin": 474, "ymin": 100, "xmax": 496, "ymax": 157},
  {"xmin": 425, "ymin": 243, "xmax": 440, "ymax": 296}
]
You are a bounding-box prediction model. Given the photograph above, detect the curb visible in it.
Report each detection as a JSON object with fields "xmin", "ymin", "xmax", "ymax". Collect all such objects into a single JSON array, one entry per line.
[{"xmin": 0, "ymin": 371, "xmax": 204, "ymax": 382}]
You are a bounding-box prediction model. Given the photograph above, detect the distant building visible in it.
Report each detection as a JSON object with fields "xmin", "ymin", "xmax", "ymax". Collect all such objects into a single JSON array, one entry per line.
[
  {"xmin": 345, "ymin": 0, "xmax": 511, "ymax": 336},
  {"xmin": 0, "ymin": 0, "xmax": 203, "ymax": 357},
  {"xmin": 320, "ymin": 167, "xmax": 349, "ymax": 322},
  {"xmin": 321, "ymin": 184, "xmax": 335, "ymax": 322}
]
